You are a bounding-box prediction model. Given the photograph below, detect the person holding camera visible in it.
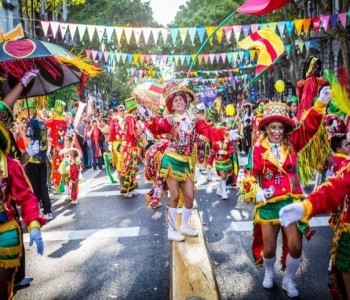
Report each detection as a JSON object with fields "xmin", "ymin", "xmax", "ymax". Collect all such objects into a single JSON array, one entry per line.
[{"xmin": 240, "ymin": 87, "xmax": 332, "ymax": 297}]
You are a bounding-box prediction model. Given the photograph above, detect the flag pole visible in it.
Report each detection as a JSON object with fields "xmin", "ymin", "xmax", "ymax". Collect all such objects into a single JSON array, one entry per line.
[{"xmin": 186, "ymin": 10, "xmax": 237, "ymax": 80}]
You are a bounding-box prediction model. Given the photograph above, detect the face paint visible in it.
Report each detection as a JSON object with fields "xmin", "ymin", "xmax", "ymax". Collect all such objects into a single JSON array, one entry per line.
[{"xmin": 266, "ymin": 121, "xmax": 285, "ymax": 143}]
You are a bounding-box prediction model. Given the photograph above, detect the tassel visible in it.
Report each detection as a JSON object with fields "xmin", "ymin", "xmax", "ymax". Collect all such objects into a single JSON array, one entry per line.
[{"xmin": 297, "ymin": 122, "xmax": 330, "ymax": 185}]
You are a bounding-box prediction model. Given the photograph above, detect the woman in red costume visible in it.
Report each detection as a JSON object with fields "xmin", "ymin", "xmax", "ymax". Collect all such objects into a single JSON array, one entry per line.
[
  {"xmin": 240, "ymin": 87, "xmax": 332, "ymax": 298},
  {"xmin": 145, "ymin": 88, "xmax": 227, "ymax": 242}
]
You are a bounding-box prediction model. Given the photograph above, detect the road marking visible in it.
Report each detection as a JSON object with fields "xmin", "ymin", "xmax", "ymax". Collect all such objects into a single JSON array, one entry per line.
[{"xmin": 23, "ymin": 227, "xmax": 141, "ymax": 242}]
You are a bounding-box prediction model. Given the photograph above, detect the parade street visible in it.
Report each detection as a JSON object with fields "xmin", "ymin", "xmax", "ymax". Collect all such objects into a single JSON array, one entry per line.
[{"xmin": 16, "ymin": 164, "xmax": 332, "ymax": 300}]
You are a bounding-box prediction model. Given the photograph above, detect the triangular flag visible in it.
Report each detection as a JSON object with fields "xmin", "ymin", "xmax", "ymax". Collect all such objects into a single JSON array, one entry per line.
[
  {"xmin": 174, "ymin": 55, "xmax": 180, "ymax": 65},
  {"xmin": 312, "ymin": 17, "xmax": 321, "ymax": 32},
  {"xmin": 115, "ymin": 27, "xmax": 124, "ymax": 44},
  {"xmin": 145, "ymin": 55, "xmax": 151, "ymax": 63},
  {"xmin": 242, "ymin": 25, "xmax": 251, "ymax": 37},
  {"xmin": 91, "ymin": 50, "xmax": 98, "ymax": 60},
  {"xmin": 268, "ymin": 22, "xmax": 277, "ymax": 32},
  {"xmin": 209, "ymin": 54, "xmax": 215, "ymax": 64},
  {"xmin": 339, "ymin": 13, "xmax": 347, "ymax": 28},
  {"xmin": 203, "ymin": 54, "xmax": 209, "ymax": 64},
  {"xmin": 251, "ymin": 24, "xmax": 259, "ymax": 33},
  {"xmin": 124, "ymin": 27, "xmax": 133, "ymax": 44},
  {"xmin": 232, "ymin": 25, "xmax": 242, "ymax": 42},
  {"xmin": 294, "ymin": 19, "xmax": 303, "ymax": 36},
  {"xmin": 139, "ymin": 54, "xmax": 145, "ymax": 63},
  {"xmin": 259, "ymin": 23, "xmax": 268, "ymax": 29},
  {"xmin": 59, "ymin": 23, "xmax": 68, "ymax": 38},
  {"xmin": 206, "ymin": 26, "xmax": 215, "ymax": 43},
  {"xmin": 188, "ymin": 27, "xmax": 196, "ymax": 44},
  {"xmin": 197, "ymin": 27, "xmax": 205, "ymax": 43},
  {"xmin": 227, "ymin": 53, "xmax": 233, "ymax": 63},
  {"xmin": 143, "ymin": 27, "xmax": 152, "ymax": 45},
  {"xmin": 105, "ymin": 27, "xmax": 115, "ymax": 42},
  {"xmin": 170, "ymin": 27, "xmax": 179, "ymax": 44},
  {"xmin": 127, "ymin": 54, "xmax": 133, "ymax": 62},
  {"xmin": 224, "ymin": 26, "xmax": 233, "ymax": 42},
  {"xmin": 285, "ymin": 44, "xmax": 292, "ymax": 57},
  {"xmin": 86, "ymin": 25, "xmax": 96, "ymax": 42},
  {"xmin": 96, "ymin": 26, "xmax": 106, "ymax": 42},
  {"xmin": 298, "ymin": 41, "xmax": 304, "ymax": 53},
  {"xmin": 133, "ymin": 28, "xmax": 142, "ymax": 44},
  {"xmin": 191, "ymin": 54, "xmax": 196, "ymax": 64},
  {"xmin": 303, "ymin": 18, "xmax": 311, "ymax": 34},
  {"xmin": 330, "ymin": 14, "xmax": 338, "ymax": 28},
  {"xmin": 160, "ymin": 28, "xmax": 169, "ymax": 44},
  {"xmin": 122, "ymin": 53, "xmax": 128, "ymax": 64},
  {"xmin": 104, "ymin": 51, "xmax": 109, "ymax": 61},
  {"xmin": 85, "ymin": 49, "xmax": 92, "ymax": 59},
  {"xmin": 232, "ymin": 52, "xmax": 238, "ymax": 62},
  {"xmin": 285, "ymin": 21, "xmax": 294, "ymax": 36},
  {"xmin": 151, "ymin": 28, "xmax": 160, "ymax": 45},
  {"xmin": 179, "ymin": 27, "xmax": 188, "ymax": 44},
  {"xmin": 110, "ymin": 52, "xmax": 116, "ymax": 63},
  {"xmin": 41, "ymin": 21, "xmax": 50, "ymax": 37},
  {"xmin": 215, "ymin": 54, "xmax": 221, "ymax": 63},
  {"xmin": 221, "ymin": 53, "xmax": 226, "ymax": 63},
  {"xmin": 185, "ymin": 55, "xmax": 191, "ymax": 64},
  {"xmin": 277, "ymin": 21, "xmax": 285, "ymax": 36},
  {"xmin": 67, "ymin": 23, "xmax": 77, "ymax": 38},
  {"xmin": 115, "ymin": 52, "xmax": 121, "ymax": 63},
  {"xmin": 50, "ymin": 21, "xmax": 60, "ymax": 38},
  {"xmin": 320, "ymin": 15, "xmax": 330, "ymax": 31},
  {"xmin": 198, "ymin": 54, "xmax": 204, "ymax": 64},
  {"xmin": 98, "ymin": 51, "xmax": 103, "ymax": 61},
  {"xmin": 180, "ymin": 55, "xmax": 185, "ymax": 65},
  {"xmin": 216, "ymin": 27, "xmax": 224, "ymax": 43},
  {"xmin": 150, "ymin": 54, "xmax": 156, "ymax": 63},
  {"xmin": 304, "ymin": 41, "xmax": 310, "ymax": 52}
]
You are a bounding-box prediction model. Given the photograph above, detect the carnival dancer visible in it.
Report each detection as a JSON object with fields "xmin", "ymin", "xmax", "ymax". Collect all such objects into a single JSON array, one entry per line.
[
  {"xmin": 296, "ymin": 56, "xmax": 328, "ymax": 120},
  {"xmin": 207, "ymin": 124, "xmax": 236, "ymax": 200},
  {"xmin": 108, "ymin": 105, "xmax": 125, "ymax": 181},
  {"xmin": 0, "ymin": 71, "xmax": 45, "ymax": 299},
  {"xmin": 240, "ymin": 87, "xmax": 332, "ymax": 297},
  {"xmin": 120, "ymin": 98, "xmax": 140, "ymax": 197},
  {"xmin": 280, "ymin": 154, "xmax": 350, "ymax": 299},
  {"xmin": 66, "ymin": 149, "xmax": 81, "ymax": 204},
  {"xmin": 145, "ymin": 88, "xmax": 227, "ymax": 242},
  {"xmin": 45, "ymin": 100, "xmax": 68, "ymax": 193}
]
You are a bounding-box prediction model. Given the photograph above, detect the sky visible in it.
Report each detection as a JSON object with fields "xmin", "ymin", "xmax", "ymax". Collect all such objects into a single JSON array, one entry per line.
[{"xmin": 142, "ymin": 0, "xmax": 188, "ymax": 26}]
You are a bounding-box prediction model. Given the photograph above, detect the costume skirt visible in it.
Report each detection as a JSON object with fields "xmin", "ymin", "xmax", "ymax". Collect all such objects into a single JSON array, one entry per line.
[
  {"xmin": 0, "ymin": 219, "xmax": 22, "ymax": 269},
  {"xmin": 160, "ymin": 150, "xmax": 194, "ymax": 182}
]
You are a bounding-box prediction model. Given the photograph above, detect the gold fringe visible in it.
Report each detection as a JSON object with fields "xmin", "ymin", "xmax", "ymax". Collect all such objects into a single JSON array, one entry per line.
[
  {"xmin": 238, "ymin": 174, "xmax": 259, "ymax": 204},
  {"xmin": 297, "ymin": 122, "xmax": 330, "ymax": 185},
  {"xmin": 56, "ymin": 56, "xmax": 104, "ymax": 78}
]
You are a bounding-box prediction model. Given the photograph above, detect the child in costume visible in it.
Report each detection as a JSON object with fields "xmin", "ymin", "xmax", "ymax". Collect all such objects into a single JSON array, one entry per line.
[
  {"xmin": 240, "ymin": 87, "xmax": 332, "ymax": 298},
  {"xmin": 67, "ymin": 149, "xmax": 81, "ymax": 204}
]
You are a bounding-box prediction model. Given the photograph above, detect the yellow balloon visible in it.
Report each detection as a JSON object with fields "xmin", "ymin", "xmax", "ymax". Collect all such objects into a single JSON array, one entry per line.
[
  {"xmin": 225, "ymin": 104, "xmax": 236, "ymax": 116},
  {"xmin": 274, "ymin": 80, "xmax": 285, "ymax": 93}
]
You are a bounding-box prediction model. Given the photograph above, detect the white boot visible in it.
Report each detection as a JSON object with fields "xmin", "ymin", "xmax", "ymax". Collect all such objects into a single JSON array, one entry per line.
[
  {"xmin": 216, "ymin": 186, "xmax": 222, "ymax": 196},
  {"xmin": 206, "ymin": 168, "xmax": 213, "ymax": 181},
  {"xmin": 167, "ymin": 207, "xmax": 184, "ymax": 242},
  {"xmin": 282, "ymin": 255, "xmax": 300, "ymax": 297},
  {"xmin": 262, "ymin": 256, "xmax": 276, "ymax": 289},
  {"xmin": 180, "ymin": 207, "xmax": 198, "ymax": 237},
  {"xmin": 221, "ymin": 180, "xmax": 228, "ymax": 200}
]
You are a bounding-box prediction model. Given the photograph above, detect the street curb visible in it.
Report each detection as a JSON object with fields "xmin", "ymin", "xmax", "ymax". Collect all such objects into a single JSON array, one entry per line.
[{"xmin": 170, "ymin": 208, "xmax": 219, "ymax": 300}]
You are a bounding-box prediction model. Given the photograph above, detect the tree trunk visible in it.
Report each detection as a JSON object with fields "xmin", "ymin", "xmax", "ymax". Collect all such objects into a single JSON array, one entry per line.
[{"xmin": 338, "ymin": 32, "xmax": 350, "ymax": 86}]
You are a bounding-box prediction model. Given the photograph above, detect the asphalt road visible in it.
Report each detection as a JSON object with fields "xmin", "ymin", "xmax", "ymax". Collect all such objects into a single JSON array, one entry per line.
[{"xmin": 15, "ymin": 165, "xmax": 333, "ymax": 300}]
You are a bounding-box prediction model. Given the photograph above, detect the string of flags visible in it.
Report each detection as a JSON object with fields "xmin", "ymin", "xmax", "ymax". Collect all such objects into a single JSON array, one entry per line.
[
  {"xmin": 87, "ymin": 39, "xmax": 318, "ymax": 66},
  {"xmin": 40, "ymin": 12, "xmax": 349, "ymax": 46}
]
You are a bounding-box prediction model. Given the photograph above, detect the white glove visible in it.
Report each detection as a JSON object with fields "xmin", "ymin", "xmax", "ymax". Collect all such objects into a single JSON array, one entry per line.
[
  {"xmin": 108, "ymin": 144, "xmax": 112, "ymax": 152},
  {"xmin": 26, "ymin": 140, "xmax": 40, "ymax": 156},
  {"xmin": 229, "ymin": 129, "xmax": 242, "ymax": 141},
  {"xmin": 20, "ymin": 69, "xmax": 39, "ymax": 87},
  {"xmin": 318, "ymin": 86, "xmax": 332, "ymax": 104},
  {"xmin": 256, "ymin": 189, "xmax": 267, "ymax": 204},
  {"xmin": 279, "ymin": 203, "xmax": 304, "ymax": 227}
]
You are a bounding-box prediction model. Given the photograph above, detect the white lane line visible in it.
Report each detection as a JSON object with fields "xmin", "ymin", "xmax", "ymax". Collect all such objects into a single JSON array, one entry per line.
[{"xmin": 23, "ymin": 227, "xmax": 141, "ymax": 242}]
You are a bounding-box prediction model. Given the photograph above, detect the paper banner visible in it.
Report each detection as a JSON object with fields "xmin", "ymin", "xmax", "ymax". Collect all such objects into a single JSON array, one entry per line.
[
  {"xmin": 96, "ymin": 26, "xmax": 106, "ymax": 42},
  {"xmin": 180, "ymin": 55, "xmax": 185, "ymax": 65},
  {"xmin": 188, "ymin": 27, "xmax": 197, "ymax": 44},
  {"xmin": 232, "ymin": 25, "xmax": 242, "ymax": 42},
  {"xmin": 285, "ymin": 21, "xmax": 294, "ymax": 36},
  {"xmin": 105, "ymin": 27, "xmax": 115, "ymax": 42},
  {"xmin": 41, "ymin": 21, "xmax": 50, "ymax": 37},
  {"xmin": 294, "ymin": 19, "xmax": 303, "ymax": 36},
  {"xmin": 250, "ymin": 24, "xmax": 259, "ymax": 33},
  {"xmin": 133, "ymin": 28, "xmax": 142, "ymax": 44},
  {"xmin": 59, "ymin": 23, "xmax": 68, "ymax": 38},
  {"xmin": 67, "ymin": 23, "xmax": 77, "ymax": 38},
  {"xmin": 339, "ymin": 13, "xmax": 347, "ymax": 28},
  {"xmin": 312, "ymin": 17, "xmax": 321, "ymax": 32},
  {"xmin": 170, "ymin": 27, "xmax": 179, "ymax": 44},
  {"xmin": 303, "ymin": 18, "xmax": 311, "ymax": 34},
  {"xmin": 304, "ymin": 40, "xmax": 310, "ymax": 53},
  {"xmin": 86, "ymin": 25, "xmax": 96, "ymax": 42},
  {"xmin": 206, "ymin": 26, "xmax": 215, "ymax": 43},
  {"xmin": 320, "ymin": 15, "xmax": 330, "ymax": 31},
  {"xmin": 216, "ymin": 27, "xmax": 224, "ymax": 44},
  {"xmin": 85, "ymin": 49, "xmax": 92, "ymax": 59},
  {"xmin": 91, "ymin": 50, "xmax": 98, "ymax": 60},
  {"xmin": 330, "ymin": 14, "xmax": 338, "ymax": 28},
  {"xmin": 268, "ymin": 22, "xmax": 277, "ymax": 33},
  {"xmin": 242, "ymin": 25, "xmax": 251, "ymax": 37},
  {"xmin": 121, "ymin": 53, "xmax": 127, "ymax": 63},
  {"xmin": 220, "ymin": 53, "xmax": 226, "ymax": 63},
  {"xmin": 198, "ymin": 54, "xmax": 204, "ymax": 64},
  {"xmin": 160, "ymin": 27, "xmax": 169, "ymax": 44},
  {"xmin": 115, "ymin": 27, "xmax": 124, "ymax": 44},
  {"xmin": 151, "ymin": 28, "xmax": 160, "ymax": 44},
  {"xmin": 124, "ymin": 27, "xmax": 133, "ymax": 44},
  {"xmin": 277, "ymin": 21, "xmax": 285, "ymax": 35},
  {"xmin": 197, "ymin": 27, "xmax": 206, "ymax": 43},
  {"xmin": 224, "ymin": 26, "xmax": 233, "ymax": 42},
  {"xmin": 179, "ymin": 27, "xmax": 188, "ymax": 44},
  {"xmin": 298, "ymin": 41, "xmax": 304, "ymax": 52},
  {"xmin": 104, "ymin": 51, "xmax": 109, "ymax": 61},
  {"xmin": 50, "ymin": 21, "xmax": 60, "ymax": 38},
  {"xmin": 143, "ymin": 27, "xmax": 152, "ymax": 44}
]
